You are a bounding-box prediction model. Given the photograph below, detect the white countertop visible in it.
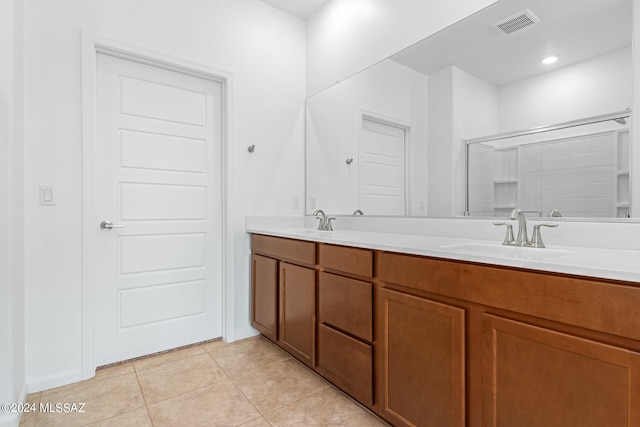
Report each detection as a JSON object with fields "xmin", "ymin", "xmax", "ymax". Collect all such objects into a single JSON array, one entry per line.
[{"xmin": 246, "ymin": 217, "xmax": 640, "ymax": 284}]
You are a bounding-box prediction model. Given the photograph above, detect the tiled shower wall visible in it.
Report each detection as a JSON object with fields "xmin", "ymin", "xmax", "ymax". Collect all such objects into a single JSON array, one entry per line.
[
  {"xmin": 520, "ymin": 132, "xmax": 618, "ymax": 217},
  {"xmin": 467, "ymin": 129, "xmax": 630, "ymax": 218}
]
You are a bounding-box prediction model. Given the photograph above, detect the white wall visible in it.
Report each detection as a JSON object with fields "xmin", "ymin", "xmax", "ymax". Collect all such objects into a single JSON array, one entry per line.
[
  {"xmin": 0, "ymin": 0, "xmax": 26, "ymax": 425},
  {"xmin": 306, "ymin": 0, "xmax": 499, "ymax": 96},
  {"xmin": 452, "ymin": 67, "xmax": 499, "ymax": 214},
  {"xmin": 498, "ymin": 47, "xmax": 632, "ymax": 132},
  {"xmin": 427, "ymin": 66, "xmax": 498, "ymax": 216},
  {"xmin": 426, "ymin": 68, "xmax": 454, "ymax": 217},
  {"xmin": 306, "ymin": 59, "xmax": 428, "ymax": 216},
  {"xmin": 22, "ymin": 0, "xmax": 306, "ymax": 391}
]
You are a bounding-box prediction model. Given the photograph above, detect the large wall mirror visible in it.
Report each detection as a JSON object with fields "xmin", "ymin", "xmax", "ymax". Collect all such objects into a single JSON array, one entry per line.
[{"xmin": 305, "ymin": 0, "xmax": 634, "ymax": 220}]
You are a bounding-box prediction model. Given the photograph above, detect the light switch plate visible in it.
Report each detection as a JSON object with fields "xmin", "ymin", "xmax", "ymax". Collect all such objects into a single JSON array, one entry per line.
[{"xmin": 39, "ymin": 186, "xmax": 56, "ymax": 206}]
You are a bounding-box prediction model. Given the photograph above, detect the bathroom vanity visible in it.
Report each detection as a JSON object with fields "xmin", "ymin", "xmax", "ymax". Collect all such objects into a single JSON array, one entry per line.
[{"xmin": 248, "ymin": 225, "xmax": 640, "ymax": 427}]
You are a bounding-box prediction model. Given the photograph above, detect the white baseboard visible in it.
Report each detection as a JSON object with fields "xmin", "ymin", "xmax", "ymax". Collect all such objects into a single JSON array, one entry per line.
[
  {"xmin": 0, "ymin": 381, "xmax": 29, "ymax": 427},
  {"xmin": 18, "ymin": 382, "xmax": 27, "ymax": 405},
  {"xmin": 26, "ymin": 369, "xmax": 83, "ymax": 394},
  {"xmin": 234, "ymin": 327, "xmax": 259, "ymax": 342}
]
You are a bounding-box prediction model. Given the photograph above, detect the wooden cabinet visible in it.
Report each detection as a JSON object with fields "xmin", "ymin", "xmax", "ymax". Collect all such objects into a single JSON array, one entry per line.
[
  {"xmin": 378, "ymin": 250, "xmax": 640, "ymax": 426},
  {"xmin": 378, "ymin": 288, "xmax": 465, "ymax": 427},
  {"xmin": 251, "ymin": 234, "xmax": 640, "ymax": 427},
  {"xmin": 251, "ymin": 235, "xmax": 316, "ymax": 367},
  {"xmin": 278, "ymin": 262, "xmax": 316, "ymax": 367},
  {"xmin": 482, "ymin": 314, "xmax": 640, "ymax": 427}
]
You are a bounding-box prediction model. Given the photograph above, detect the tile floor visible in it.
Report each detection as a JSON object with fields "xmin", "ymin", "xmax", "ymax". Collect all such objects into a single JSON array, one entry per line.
[{"xmin": 19, "ymin": 335, "xmax": 388, "ymax": 427}]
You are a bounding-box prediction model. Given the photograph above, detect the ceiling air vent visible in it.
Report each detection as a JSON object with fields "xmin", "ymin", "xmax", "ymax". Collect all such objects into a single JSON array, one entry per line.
[{"xmin": 493, "ymin": 9, "xmax": 540, "ymax": 35}]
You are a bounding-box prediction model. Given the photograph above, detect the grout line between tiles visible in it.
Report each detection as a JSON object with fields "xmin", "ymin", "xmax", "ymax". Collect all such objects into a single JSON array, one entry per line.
[
  {"xmin": 144, "ymin": 381, "xmax": 230, "ymax": 407},
  {"xmin": 266, "ymin": 354, "xmax": 390, "ymax": 426},
  {"xmin": 84, "ymin": 407, "xmax": 149, "ymax": 427},
  {"xmin": 136, "ymin": 352, "xmax": 231, "ymax": 407},
  {"xmin": 220, "ymin": 353, "xmax": 292, "ymax": 380},
  {"xmin": 133, "ymin": 362, "xmax": 155, "ymax": 427},
  {"xmin": 229, "ymin": 355, "xmax": 332, "ymax": 418},
  {"xmin": 257, "ymin": 385, "xmax": 335, "ymax": 420},
  {"xmin": 227, "ymin": 381, "xmax": 264, "ymax": 425}
]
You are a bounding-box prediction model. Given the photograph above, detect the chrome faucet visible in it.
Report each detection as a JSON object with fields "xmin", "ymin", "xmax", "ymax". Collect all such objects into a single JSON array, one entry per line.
[
  {"xmin": 494, "ymin": 208, "xmax": 558, "ymax": 248},
  {"xmin": 509, "ymin": 208, "xmax": 532, "ymax": 246},
  {"xmin": 313, "ymin": 209, "xmax": 335, "ymax": 231}
]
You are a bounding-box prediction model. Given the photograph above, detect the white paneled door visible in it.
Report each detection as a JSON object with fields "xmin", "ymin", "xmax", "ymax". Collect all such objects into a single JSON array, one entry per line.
[
  {"xmin": 95, "ymin": 53, "xmax": 223, "ymax": 366},
  {"xmin": 359, "ymin": 118, "xmax": 406, "ymax": 215}
]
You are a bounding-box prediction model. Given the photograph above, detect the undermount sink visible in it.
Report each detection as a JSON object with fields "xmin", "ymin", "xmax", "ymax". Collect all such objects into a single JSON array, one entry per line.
[{"xmin": 440, "ymin": 242, "xmax": 573, "ymax": 260}]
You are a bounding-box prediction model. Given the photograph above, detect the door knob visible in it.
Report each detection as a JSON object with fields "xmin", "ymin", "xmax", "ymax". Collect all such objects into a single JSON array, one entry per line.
[{"xmin": 100, "ymin": 220, "xmax": 126, "ymax": 231}]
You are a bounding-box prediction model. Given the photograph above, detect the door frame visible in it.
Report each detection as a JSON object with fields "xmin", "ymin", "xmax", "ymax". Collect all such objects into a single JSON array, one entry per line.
[{"xmin": 80, "ymin": 33, "xmax": 235, "ymax": 379}]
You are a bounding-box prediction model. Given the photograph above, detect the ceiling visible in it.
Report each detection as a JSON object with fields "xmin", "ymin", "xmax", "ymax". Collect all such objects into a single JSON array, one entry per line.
[
  {"xmin": 258, "ymin": 0, "xmax": 631, "ymax": 87},
  {"xmin": 259, "ymin": 0, "xmax": 330, "ymax": 19},
  {"xmin": 391, "ymin": 0, "xmax": 631, "ymax": 86}
]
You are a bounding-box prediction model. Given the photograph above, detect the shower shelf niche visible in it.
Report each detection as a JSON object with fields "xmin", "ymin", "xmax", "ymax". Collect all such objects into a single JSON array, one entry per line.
[{"xmin": 616, "ymin": 129, "xmax": 630, "ymax": 217}]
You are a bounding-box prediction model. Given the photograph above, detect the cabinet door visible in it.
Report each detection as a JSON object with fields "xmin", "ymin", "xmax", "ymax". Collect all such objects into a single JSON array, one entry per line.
[
  {"xmin": 278, "ymin": 262, "xmax": 316, "ymax": 367},
  {"xmin": 251, "ymin": 254, "xmax": 278, "ymax": 342},
  {"xmin": 378, "ymin": 288, "xmax": 465, "ymax": 427},
  {"xmin": 483, "ymin": 314, "xmax": 640, "ymax": 427}
]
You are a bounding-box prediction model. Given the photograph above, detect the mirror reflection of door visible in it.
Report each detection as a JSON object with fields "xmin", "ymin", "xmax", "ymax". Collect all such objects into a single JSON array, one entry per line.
[{"xmin": 359, "ymin": 117, "xmax": 407, "ymax": 215}]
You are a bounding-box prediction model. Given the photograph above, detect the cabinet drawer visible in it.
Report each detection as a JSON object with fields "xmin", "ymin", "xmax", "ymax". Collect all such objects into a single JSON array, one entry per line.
[
  {"xmin": 316, "ymin": 324, "xmax": 373, "ymax": 406},
  {"xmin": 318, "ymin": 272, "xmax": 372, "ymax": 342},
  {"xmin": 252, "ymin": 234, "xmax": 315, "ymax": 266},
  {"xmin": 318, "ymin": 244, "xmax": 372, "ymax": 277}
]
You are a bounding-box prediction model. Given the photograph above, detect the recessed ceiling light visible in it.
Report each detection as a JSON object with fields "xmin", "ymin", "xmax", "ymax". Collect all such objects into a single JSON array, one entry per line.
[{"xmin": 542, "ymin": 55, "xmax": 558, "ymax": 65}]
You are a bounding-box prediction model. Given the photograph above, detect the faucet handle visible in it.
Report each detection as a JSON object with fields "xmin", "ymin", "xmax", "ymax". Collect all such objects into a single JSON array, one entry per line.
[
  {"xmin": 493, "ymin": 222, "xmax": 515, "ymax": 245},
  {"xmin": 326, "ymin": 217, "xmax": 336, "ymax": 231},
  {"xmin": 530, "ymin": 223, "xmax": 559, "ymax": 248}
]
